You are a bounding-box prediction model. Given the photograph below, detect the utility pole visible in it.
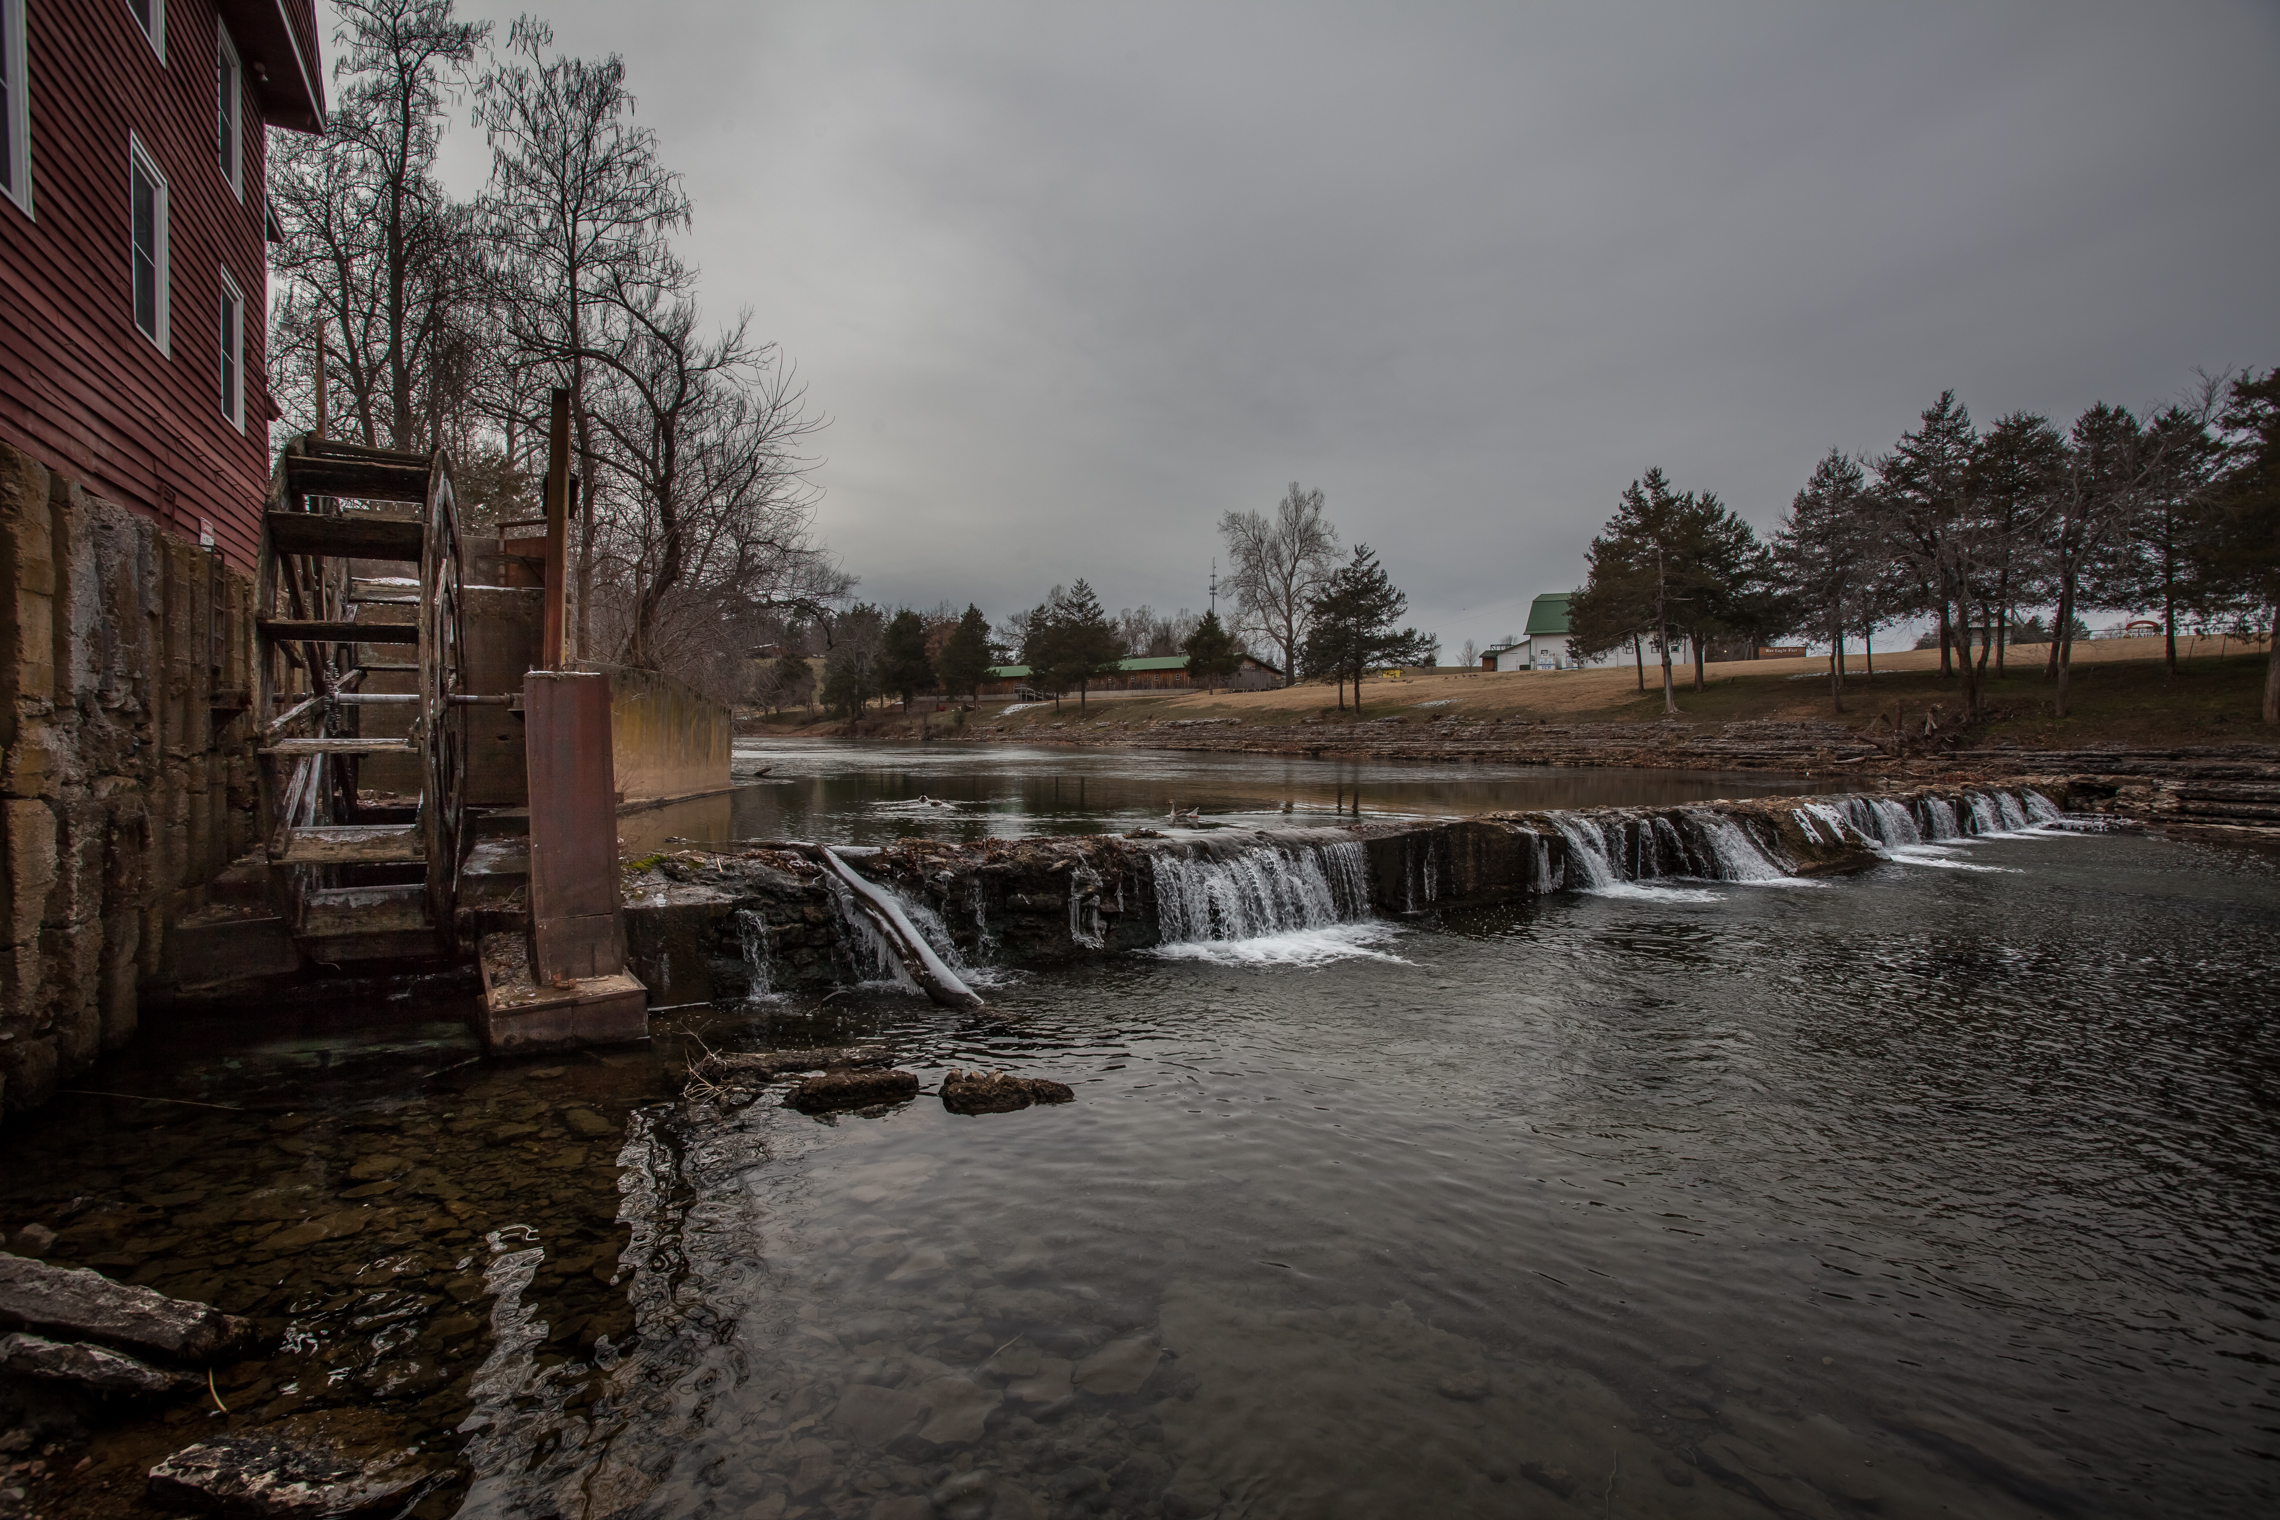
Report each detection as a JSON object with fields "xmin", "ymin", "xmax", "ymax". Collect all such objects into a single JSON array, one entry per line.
[{"xmin": 1208, "ymin": 559, "xmax": 1218, "ymax": 616}]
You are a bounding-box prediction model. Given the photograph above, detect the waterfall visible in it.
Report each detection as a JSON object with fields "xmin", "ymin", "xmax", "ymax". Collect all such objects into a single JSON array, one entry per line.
[
  {"xmin": 2023, "ymin": 790, "xmax": 2059, "ymax": 823},
  {"xmin": 1530, "ymin": 829, "xmax": 1554, "ymax": 893},
  {"xmin": 1968, "ymin": 793, "xmax": 2002, "ymax": 834},
  {"xmin": 1995, "ymin": 792, "xmax": 2030, "ymax": 831},
  {"xmin": 820, "ymin": 870, "xmax": 919, "ymax": 991},
  {"xmin": 1548, "ymin": 815, "xmax": 1617, "ymax": 889},
  {"xmin": 899, "ymin": 890, "xmax": 977, "ymax": 975},
  {"xmin": 732, "ymin": 908, "xmax": 774, "ymax": 1004},
  {"xmin": 1403, "ymin": 835, "xmax": 1443, "ymax": 911},
  {"xmin": 967, "ymin": 876, "xmax": 999, "ymax": 964},
  {"xmin": 1921, "ymin": 797, "xmax": 1961, "ymax": 840},
  {"xmin": 1151, "ymin": 839, "xmax": 1374, "ymax": 943},
  {"xmin": 1682, "ymin": 813, "xmax": 1793, "ymax": 882},
  {"xmin": 1068, "ymin": 862, "xmax": 1106, "ymax": 949}
]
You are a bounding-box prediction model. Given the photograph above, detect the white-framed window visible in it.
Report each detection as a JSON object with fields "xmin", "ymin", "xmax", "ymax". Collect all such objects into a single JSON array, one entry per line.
[
  {"xmin": 128, "ymin": 134, "xmax": 168, "ymax": 351},
  {"xmin": 217, "ymin": 266, "xmax": 243, "ymax": 428},
  {"xmin": 126, "ymin": 0, "xmax": 163, "ymax": 63},
  {"xmin": 1, "ymin": 0, "xmax": 29, "ymax": 217},
  {"xmin": 215, "ymin": 22, "xmax": 240, "ymax": 197}
]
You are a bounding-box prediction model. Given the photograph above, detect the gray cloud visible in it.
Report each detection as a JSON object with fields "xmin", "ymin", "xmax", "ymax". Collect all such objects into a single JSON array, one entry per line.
[{"xmin": 416, "ymin": 1, "xmax": 2280, "ymax": 645}]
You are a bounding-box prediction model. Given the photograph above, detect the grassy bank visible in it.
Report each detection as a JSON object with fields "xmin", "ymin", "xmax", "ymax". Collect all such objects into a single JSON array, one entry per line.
[{"xmin": 742, "ymin": 634, "xmax": 2277, "ymax": 751}]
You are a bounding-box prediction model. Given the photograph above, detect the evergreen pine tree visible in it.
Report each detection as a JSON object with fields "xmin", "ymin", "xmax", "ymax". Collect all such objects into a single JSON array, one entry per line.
[
  {"xmin": 877, "ymin": 608, "xmax": 935, "ymax": 711},
  {"xmin": 936, "ymin": 605, "xmax": 994, "ymax": 701},
  {"xmin": 1182, "ymin": 609, "xmax": 1241, "ymax": 693}
]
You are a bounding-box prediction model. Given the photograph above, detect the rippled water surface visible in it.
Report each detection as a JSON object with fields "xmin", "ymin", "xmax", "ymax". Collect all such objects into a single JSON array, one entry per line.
[{"xmin": 3, "ymin": 825, "xmax": 2276, "ymax": 1520}]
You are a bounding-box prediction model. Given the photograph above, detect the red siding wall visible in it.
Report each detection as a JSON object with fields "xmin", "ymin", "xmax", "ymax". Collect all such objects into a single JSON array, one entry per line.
[{"xmin": 0, "ymin": 0, "xmax": 290, "ymax": 568}]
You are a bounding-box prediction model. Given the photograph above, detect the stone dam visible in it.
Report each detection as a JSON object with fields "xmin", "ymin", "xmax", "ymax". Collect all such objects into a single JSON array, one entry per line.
[{"xmin": 621, "ymin": 781, "xmax": 2080, "ymax": 1007}]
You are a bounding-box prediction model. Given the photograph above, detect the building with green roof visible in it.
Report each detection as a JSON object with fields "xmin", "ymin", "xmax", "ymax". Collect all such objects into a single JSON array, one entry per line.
[{"xmin": 1480, "ymin": 592, "xmax": 1613, "ymax": 671}]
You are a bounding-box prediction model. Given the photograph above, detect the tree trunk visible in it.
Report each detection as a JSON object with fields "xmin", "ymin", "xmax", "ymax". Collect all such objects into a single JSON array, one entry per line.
[
  {"xmin": 2164, "ymin": 573, "xmax": 2178, "ymax": 677},
  {"xmin": 1938, "ymin": 601, "xmax": 1953, "ymax": 678},
  {"xmin": 1864, "ymin": 624, "xmax": 1875, "ymax": 678},
  {"xmin": 1994, "ymin": 575, "xmax": 2010, "ymax": 676},
  {"xmin": 2265, "ymin": 604, "xmax": 2280, "ymax": 726},
  {"xmin": 2054, "ymin": 575, "xmax": 2077, "ymax": 718},
  {"xmin": 1633, "ymin": 634, "xmax": 1644, "ymax": 692},
  {"xmin": 1830, "ymin": 626, "xmax": 1845, "ymax": 713},
  {"xmin": 1659, "ymin": 629, "xmax": 1677, "ymax": 716},
  {"xmin": 1692, "ymin": 634, "xmax": 1705, "ymax": 692}
]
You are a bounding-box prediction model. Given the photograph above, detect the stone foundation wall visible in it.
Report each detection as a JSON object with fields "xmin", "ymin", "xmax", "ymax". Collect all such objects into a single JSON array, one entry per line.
[{"xmin": 0, "ymin": 441, "xmax": 257, "ymax": 1116}]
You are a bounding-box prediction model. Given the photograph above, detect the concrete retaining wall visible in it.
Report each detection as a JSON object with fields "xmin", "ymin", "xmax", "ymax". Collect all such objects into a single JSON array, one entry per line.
[
  {"xmin": 0, "ymin": 441, "xmax": 259, "ymax": 1115},
  {"xmin": 582, "ymin": 662, "xmax": 733, "ymax": 806}
]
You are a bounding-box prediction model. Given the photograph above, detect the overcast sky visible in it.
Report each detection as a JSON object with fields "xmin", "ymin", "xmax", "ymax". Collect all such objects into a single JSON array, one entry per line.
[{"xmin": 398, "ymin": 1, "xmax": 2280, "ymax": 650}]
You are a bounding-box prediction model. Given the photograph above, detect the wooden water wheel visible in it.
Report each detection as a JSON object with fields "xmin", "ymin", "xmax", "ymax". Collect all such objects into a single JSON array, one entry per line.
[{"xmin": 253, "ymin": 436, "xmax": 470, "ymax": 962}]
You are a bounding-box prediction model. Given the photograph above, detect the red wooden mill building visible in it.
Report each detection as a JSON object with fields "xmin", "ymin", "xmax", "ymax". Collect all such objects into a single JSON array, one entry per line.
[{"xmin": 0, "ymin": 3, "xmax": 715, "ymax": 1118}]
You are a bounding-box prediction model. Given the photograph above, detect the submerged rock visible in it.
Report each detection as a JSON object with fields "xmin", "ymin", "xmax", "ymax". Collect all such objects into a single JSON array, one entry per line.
[
  {"xmin": 695, "ymin": 1044, "xmax": 892, "ymax": 1083},
  {"xmin": 940, "ymin": 1070, "xmax": 1075, "ymax": 1116},
  {"xmin": 146, "ymin": 1429, "xmax": 427, "ymax": 1518},
  {"xmin": 0, "ymin": 1252, "xmax": 254, "ymax": 1363},
  {"xmin": 1072, "ymin": 1336, "xmax": 1160, "ymax": 1396},
  {"xmin": 784, "ymin": 1069, "xmax": 920, "ymax": 1113},
  {"xmin": 0, "ymin": 1330, "xmax": 195, "ymax": 1396}
]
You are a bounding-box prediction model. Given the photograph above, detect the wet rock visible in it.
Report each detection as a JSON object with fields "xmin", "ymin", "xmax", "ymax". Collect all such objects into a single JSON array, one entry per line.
[
  {"xmin": 913, "ymin": 1376, "xmax": 999, "ymax": 1445},
  {"xmin": 561, "ymin": 1108, "xmax": 616, "ymax": 1139},
  {"xmin": 345, "ymin": 1156, "xmax": 406, "ymax": 1182},
  {"xmin": 10, "ymin": 1225, "xmax": 56, "ymax": 1259},
  {"xmin": 1519, "ymin": 1461, "xmax": 1577, "ymax": 1499},
  {"xmin": 940, "ymin": 1070, "xmax": 1076, "ymax": 1116},
  {"xmin": 1072, "ymin": 1336, "xmax": 1160, "ymax": 1396},
  {"xmin": 785, "ymin": 1069, "xmax": 920, "ymax": 1113},
  {"xmin": 1004, "ymin": 1359, "xmax": 1072, "ymax": 1406},
  {"xmin": 991, "ymin": 1484, "xmax": 1046, "ymax": 1520},
  {"xmin": 0, "ymin": 1330, "xmax": 196, "ymax": 1395},
  {"xmin": 866, "ymin": 1498, "xmax": 932, "ymax": 1520},
  {"xmin": 928, "ymin": 1469, "xmax": 995, "ymax": 1520},
  {"xmin": 146, "ymin": 1430, "xmax": 426, "ymax": 1518},
  {"xmin": 1046, "ymin": 1464, "xmax": 1107, "ymax": 1499},
  {"xmin": 0, "ymin": 1252, "xmax": 254, "ymax": 1363},
  {"xmin": 832, "ymin": 1384, "xmax": 925, "ymax": 1448},
  {"xmin": 886, "ymin": 1245, "xmax": 949, "ymax": 1282},
  {"xmin": 1162, "ymin": 1466, "xmax": 1225, "ymax": 1519}
]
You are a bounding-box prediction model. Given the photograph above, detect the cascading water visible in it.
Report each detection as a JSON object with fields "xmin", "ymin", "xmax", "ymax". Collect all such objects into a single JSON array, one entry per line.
[
  {"xmin": 967, "ymin": 876, "xmax": 1000, "ymax": 965},
  {"xmin": 1068, "ymin": 862, "xmax": 1107, "ymax": 950},
  {"xmin": 820, "ymin": 871, "xmax": 919, "ymax": 991},
  {"xmin": 733, "ymin": 908, "xmax": 775, "ymax": 1004},
  {"xmin": 1922, "ymin": 797, "xmax": 1961, "ymax": 840},
  {"xmin": 1683, "ymin": 812, "xmax": 1796, "ymax": 882},
  {"xmin": 1151, "ymin": 839, "xmax": 1374, "ymax": 944},
  {"xmin": 1548, "ymin": 816, "xmax": 1617, "ymax": 889}
]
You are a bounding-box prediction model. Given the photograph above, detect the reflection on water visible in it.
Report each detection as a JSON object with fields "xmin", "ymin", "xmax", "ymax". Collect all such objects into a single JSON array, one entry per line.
[
  {"xmin": 3, "ymin": 832, "xmax": 2275, "ymax": 1519},
  {"xmin": 706, "ymin": 740, "xmax": 1847, "ymax": 848}
]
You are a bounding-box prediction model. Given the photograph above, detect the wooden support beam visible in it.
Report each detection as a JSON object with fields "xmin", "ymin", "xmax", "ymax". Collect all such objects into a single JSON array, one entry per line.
[{"xmin": 541, "ymin": 388, "xmax": 570, "ymax": 670}]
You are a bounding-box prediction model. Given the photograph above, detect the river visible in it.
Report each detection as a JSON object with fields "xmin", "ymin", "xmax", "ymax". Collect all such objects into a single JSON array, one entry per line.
[{"xmin": 0, "ymin": 743, "xmax": 2272, "ymax": 1519}]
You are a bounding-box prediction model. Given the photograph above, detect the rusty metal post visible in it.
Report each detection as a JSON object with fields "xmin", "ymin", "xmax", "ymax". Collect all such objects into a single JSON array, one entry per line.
[
  {"xmin": 524, "ymin": 669, "xmax": 625, "ymax": 982},
  {"xmin": 540, "ymin": 388, "xmax": 570, "ymax": 670}
]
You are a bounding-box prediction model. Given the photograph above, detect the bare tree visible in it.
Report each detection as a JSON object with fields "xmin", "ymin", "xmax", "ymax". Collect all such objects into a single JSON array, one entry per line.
[
  {"xmin": 578, "ymin": 275, "xmax": 842, "ymax": 692},
  {"xmin": 475, "ymin": 16, "xmax": 691, "ymax": 656},
  {"xmin": 1219, "ymin": 484, "xmax": 1339, "ymax": 685},
  {"xmin": 270, "ymin": 0, "xmax": 487, "ymax": 449},
  {"xmin": 1115, "ymin": 606, "xmax": 1199, "ymax": 658}
]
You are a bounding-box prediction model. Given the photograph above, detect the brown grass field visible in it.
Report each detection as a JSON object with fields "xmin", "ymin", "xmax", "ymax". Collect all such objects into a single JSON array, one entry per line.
[{"xmin": 760, "ymin": 632, "xmax": 2279, "ymax": 750}]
